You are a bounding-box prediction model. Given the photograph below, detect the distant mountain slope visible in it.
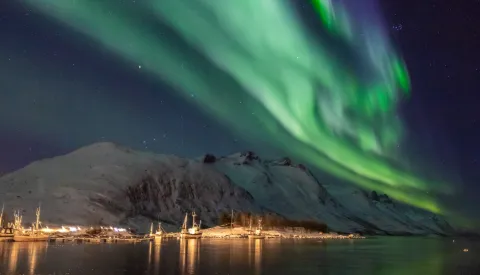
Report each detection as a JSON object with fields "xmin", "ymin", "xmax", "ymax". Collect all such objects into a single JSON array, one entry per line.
[{"xmin": 0, "ymin": 142, "xmax": 453, "ymax": 235}]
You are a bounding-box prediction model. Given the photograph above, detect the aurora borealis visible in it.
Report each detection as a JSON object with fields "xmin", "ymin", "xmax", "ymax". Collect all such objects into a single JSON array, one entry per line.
[{"xmin": 16, "ymin": 0, "xmax": 456, "ymax": 214}]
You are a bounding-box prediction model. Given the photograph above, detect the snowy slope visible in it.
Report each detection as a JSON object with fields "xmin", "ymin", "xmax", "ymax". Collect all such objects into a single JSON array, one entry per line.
[
  {"xmin": 0, "ymin": 143, "xmax": 453, "ymax": 235},
  {"xmin": 326, "ymin": 185, "xmax": 453, "ymax": 235},
  {"xmin": 213, "ymin": 152, "xmax": 452, "ymax": 235},
  {"xmin": 0, "ymin": 143, "xmax": 260, "ymax": 229},
  {"xmin": 212, "ymin": 153, "xmax": 361, "ymax": 232}
]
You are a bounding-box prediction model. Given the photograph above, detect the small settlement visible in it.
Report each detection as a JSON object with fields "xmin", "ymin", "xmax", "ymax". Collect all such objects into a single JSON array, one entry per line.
[{"xmin": 0, "ymin": 205, "xmax": 364, "ymax": 243}]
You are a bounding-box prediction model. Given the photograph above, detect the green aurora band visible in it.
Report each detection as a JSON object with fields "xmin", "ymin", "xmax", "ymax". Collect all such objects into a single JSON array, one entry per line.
[{"xmin": 25, "ymin": 0, "xmax": 454, "ymax": 214}]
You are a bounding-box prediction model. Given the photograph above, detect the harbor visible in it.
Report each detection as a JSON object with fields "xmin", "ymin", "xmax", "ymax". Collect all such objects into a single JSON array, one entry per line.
[{"xmin": 0, "ymin": 206, "xmax": 364, "ymax": 243}]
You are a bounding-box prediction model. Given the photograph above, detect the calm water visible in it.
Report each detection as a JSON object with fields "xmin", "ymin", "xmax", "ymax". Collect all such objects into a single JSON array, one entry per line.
[{"xmin": 0, "ymin": 237, "xmax": 479, "ymax": 275}]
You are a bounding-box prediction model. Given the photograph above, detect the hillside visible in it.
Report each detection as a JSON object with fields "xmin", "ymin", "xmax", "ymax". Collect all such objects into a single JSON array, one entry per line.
[{"xmin": 0, "ymin": 142, "xmax": 453, "ymax": 235}]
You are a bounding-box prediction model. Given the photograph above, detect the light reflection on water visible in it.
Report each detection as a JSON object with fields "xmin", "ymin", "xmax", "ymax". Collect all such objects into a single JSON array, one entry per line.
[
  {"xmin": 0, "ymin": 237, "xmax": 479, "ymax": 274},
  {"xmin": 178, "ymin": 238, "xmax": 201, "ymax": 274},
  {"xmin": 147, "ymin": 239, "xmax": 162, "ymax": 274},
  {"xmin": 254, "ymin": 239, "xmax": 262, "ymax": 275},
  {"xmin": 0, "ymin": 241, "xmax": 49, "ymax": 275}
]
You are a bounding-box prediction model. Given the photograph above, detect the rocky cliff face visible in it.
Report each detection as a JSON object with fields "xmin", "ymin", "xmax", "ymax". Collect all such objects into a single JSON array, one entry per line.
[
  {"xmin": 123, "ymin": 165, "xmax": 260, "ymax": 226},
  {"xmin": 0, "ymin": 142, "xmax": 454, "ymax": 235}
]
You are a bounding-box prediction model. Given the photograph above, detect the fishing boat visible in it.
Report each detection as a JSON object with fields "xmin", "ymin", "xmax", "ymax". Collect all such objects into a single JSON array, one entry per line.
[
  {"xmin": 0, "ymin": 227, "xmax": 14, "ymax": 239},
  {"xmin": 248, "ymin": 218, "xmax": 265, "ymax": 239},
  {"xmin": 0, "ymin": 204, "xmax": 14, "ymax": 241},
  {"xmin": 13, "ymin": 206, "xmax": 49, "ymax": 242},
  {"xmin": 180, "ymin": 212, "xmax": 202, "ymax": 239},
  {"xmin": 154, "ymin": 222, "xmax": 166, "ymax": 241},
  {"xmin": 148, "ymin": 222, "xmax": 165, "ymax": 241}
]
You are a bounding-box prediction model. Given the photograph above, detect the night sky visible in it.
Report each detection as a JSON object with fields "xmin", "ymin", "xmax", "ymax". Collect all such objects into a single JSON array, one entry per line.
[
  {"xmin": 0, "ymin": 1, "xmax": 254, "ymax": 169},
  {"xmin": 383, "ymin": 0, "xmax": 480, "ymax": 219},
  {"xmin": 1, "ymin": 1, "xmax": 479, "ymax": 221}
]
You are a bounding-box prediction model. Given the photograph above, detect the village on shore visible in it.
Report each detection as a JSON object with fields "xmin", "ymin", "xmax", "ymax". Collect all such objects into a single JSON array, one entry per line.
[{"xmin": 0, "ymin": 205, "xmax": 364, "ymax": 243}]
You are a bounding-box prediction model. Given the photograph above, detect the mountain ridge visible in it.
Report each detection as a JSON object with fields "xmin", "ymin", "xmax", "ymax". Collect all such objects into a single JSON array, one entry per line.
[{"xmin": 0, "ymin": 142, "xmax": 454, "ymax": 235}]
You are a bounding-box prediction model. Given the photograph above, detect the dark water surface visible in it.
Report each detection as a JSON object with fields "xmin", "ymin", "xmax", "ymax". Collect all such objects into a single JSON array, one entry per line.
[{"xmin": 0, "ymin": 237, "xmax": 479, "ymax": 275}]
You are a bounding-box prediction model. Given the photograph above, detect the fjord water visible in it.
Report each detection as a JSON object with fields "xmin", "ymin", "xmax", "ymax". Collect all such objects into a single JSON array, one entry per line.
[{"xmin": 0, "ymin": 237, "xmax": 478, "ymax": 275}]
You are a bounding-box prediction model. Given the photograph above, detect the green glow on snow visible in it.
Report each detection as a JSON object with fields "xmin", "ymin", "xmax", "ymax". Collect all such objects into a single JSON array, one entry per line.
[{"xmin": 24, "ymin": 0, "xmax": 453, "ymax": 214}]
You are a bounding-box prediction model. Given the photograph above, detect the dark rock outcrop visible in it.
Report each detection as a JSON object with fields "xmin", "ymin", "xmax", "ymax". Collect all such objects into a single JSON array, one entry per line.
[
  {"xmin": 122, "ymin": 163, "xmax": 261, "ymax": 226},
  {"xmin": 202, "ymin": 154, "xmax": 216, "ymax": 163}
]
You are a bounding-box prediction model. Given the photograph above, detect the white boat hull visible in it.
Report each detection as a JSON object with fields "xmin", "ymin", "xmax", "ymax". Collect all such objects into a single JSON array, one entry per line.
[
  {"xmin": 180, "ymin": 233, "xmax": 202, "ymax": 239},
  {"xmin": 13, "ymin": 235, "xmax": 49, "ymax": 242},
  {"xmin": 248, "ymin": 234, "xmax": 265, "ymax": 239},
  {"xmin": 0, "ymin": 234, "xmax": 13, "ymax": 241},
  {"xmin": 0, "ymin": 228, "xmax": 14, "ymax": 240}
]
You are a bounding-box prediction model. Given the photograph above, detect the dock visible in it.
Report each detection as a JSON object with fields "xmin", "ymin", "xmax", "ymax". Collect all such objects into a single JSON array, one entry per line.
[{"xmin": 47, "ymin": 233, "xmax": 180, "ymax": 244}]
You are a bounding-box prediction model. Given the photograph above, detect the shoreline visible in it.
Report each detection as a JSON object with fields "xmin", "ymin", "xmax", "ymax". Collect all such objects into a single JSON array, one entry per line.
[
  {"xmin": 198, "ymin": 226, "xmax": 364, "ymax": 239},
  {"xmin": 0, "ymin": 226, "xmax": 365, "ymax": 242}
]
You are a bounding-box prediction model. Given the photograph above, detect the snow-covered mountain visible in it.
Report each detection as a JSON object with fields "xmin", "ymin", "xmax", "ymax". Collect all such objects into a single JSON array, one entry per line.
[{"xmin": 0, "ymin": 142, "xmax": 453, "ymax": 235}]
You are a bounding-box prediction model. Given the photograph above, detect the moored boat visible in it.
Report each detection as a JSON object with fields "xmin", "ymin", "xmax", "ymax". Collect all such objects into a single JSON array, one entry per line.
[
  {"xmin": 247, "ymin": 233, "xmax": 266, "ymax": 240},
  {"xmin": 0, "ymin": 228, "xmax": 15, "ymax": 241},
  {"xmin": 149, "ymin": 222, "xmax": 166, "ymax": 241},
  {"xmin": 247, "ymin": 218, "xmax": 265, "ymax": 240},
  {"xmin": 13, "ymin": 206, "xmax": 49, "ymax": 242},
  {"xmin": 180, "ymin": 212, "xmax": 202, "ymax": 239},
  {"xmin": 0, "ymin": 204, "xmax": 14, "ymax": 241},
  {"xmin": 13, "ymin": 234, "xmax": 49, "ymax": 242}
]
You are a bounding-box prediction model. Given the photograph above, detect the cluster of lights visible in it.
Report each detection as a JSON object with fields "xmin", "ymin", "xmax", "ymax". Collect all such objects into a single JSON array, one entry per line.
[
  {"xmin": 100, "ymin": 226, "xmax": 127, "ymax": 232},
  {"xmin": 19, "ymin": 224, "xmax": 130, "ymax": 234},
  {"xmin": 32, "ymin": 225, "xmax": 129, "ymax": 234},
  {"xmin": 41, "ymin": 226, "xmax": 82, "ymax": 233}
]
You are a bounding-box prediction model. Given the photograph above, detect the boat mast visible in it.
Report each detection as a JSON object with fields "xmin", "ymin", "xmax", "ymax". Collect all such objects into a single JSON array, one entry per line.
[
  {"xmin": 35, "ymin": 206, "xmax": 41, "ymax": 231},
  {"xmin": 182, "ymin": 213, "xmax": 188, "ymax": 230},
  {"xmin": 158, "ymin": 222, "xmax": 163, "ymax": 233},
  {"xmin": 157, "ymin": 214, "xmax": 161, "ymax": 233},
  {"xmin": 249, "ymin": 216, "xmax": 252, "ymax": 232},
  {"xmin": 14, "ymin": 210, "xmax": 22, "ymax": 230},
  {"xmin": 13, "ymin": 211, "xmax": 18, "ymax": 229},
  {"xmin": 150, "ymin": 222, "xmax": 153, "ymax": 235},
  {"xmin": 192, "ymin": 211, "xmax": 197, "ymax": 227},
  {"xmin": 0, "ymin": 203, "xmax": 4, "ymax": 228}
]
